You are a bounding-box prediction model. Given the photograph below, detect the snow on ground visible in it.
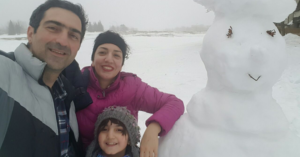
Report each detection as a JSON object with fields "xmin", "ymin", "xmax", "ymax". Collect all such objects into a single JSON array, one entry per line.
[
  {"xmin": 0, "ymin": 32, "xmax": 299, "ymax": 139},
  {"xmin": 273, "ymin": 34, "xmax": 300, "ymax": 137}
]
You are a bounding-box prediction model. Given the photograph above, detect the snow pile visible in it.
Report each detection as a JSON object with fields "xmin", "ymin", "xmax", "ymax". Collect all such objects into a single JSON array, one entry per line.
[
  {"xmin": 274, "ymin": 34, "xmax": 300, "ymax": 137},
  {"xmin": 158, "ymin": 0, "xmax": 300, "ymax": 156},
  {"xmin": 284, "ymin": 33, "xmax": 300, "ymax": 46}
]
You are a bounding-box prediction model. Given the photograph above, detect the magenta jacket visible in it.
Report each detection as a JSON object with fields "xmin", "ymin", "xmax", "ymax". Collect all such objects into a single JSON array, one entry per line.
[{"xmin": 76, "ymin": 66, "xmax": 184, "ymax": 148}]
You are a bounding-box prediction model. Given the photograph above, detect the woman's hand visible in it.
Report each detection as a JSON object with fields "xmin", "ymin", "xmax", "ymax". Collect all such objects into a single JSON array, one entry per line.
[{"xmin": 140, "ymin": 122, "xmax": 161, "ymax": 157}]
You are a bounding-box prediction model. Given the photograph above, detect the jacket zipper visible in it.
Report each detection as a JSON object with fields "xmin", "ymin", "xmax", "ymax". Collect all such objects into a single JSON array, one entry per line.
[
  {"xmin": 47, "ymin": 86, "xmax": 61, "ymax": 155},
  {"xmin": 101, "ymin": 85, "xmax": 110, "ymax": 98},
  {"xmin": 102, "ymin": 90, "xmax": 105, "ymax": 97}
]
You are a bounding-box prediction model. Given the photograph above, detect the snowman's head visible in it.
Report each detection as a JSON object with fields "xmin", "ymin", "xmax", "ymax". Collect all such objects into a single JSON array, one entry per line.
[
  {"xmin": 194, "ymin": 0, "xmax": 296, "ymax": 23},
  {"xmin": 197, "ymin": 0, "xmax": 296, "ymax": 92},
  {"xmin": 201, "ymin": 17, "xmax": 287, "ymax": 92}
]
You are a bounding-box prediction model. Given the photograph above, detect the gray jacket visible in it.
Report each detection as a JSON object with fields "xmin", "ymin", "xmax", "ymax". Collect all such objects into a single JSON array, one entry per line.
[{"xmin": 0, "ymin": 44, "xmax": 80, "ymax": 157}]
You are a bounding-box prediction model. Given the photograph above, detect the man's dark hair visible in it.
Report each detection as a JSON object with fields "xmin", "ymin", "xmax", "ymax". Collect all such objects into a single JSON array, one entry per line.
[{"xmin": 29, "ymin": 0, "xmax": 88, "ymax": 42}]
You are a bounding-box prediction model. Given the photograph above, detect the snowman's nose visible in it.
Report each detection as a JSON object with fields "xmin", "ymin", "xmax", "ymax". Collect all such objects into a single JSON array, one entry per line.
[{"xmin": 250, "ymin": 45, "xmax": 266, "ymax": 63}]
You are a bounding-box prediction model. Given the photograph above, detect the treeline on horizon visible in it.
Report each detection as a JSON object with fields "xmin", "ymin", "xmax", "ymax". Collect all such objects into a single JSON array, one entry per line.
[{"xmin": 0, "ymin": 20, "xmax": 210, "ymax": 35}]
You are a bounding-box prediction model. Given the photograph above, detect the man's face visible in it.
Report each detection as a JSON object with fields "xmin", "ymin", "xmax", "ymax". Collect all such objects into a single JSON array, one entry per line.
[{"xmin": 27, "ymin": 7, "xmax": 82, "ymax": 73}]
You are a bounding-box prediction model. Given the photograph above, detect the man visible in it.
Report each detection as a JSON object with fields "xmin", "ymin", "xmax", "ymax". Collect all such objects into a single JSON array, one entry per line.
[{"xmin": 0, "ymin": 0, "xmax": 90, "ymax": 156}]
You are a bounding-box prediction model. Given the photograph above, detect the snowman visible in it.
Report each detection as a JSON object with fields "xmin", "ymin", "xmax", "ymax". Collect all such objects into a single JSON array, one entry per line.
[{"xmin": 158, "ymin": 0, "xmax": 300, "ymax": 156}]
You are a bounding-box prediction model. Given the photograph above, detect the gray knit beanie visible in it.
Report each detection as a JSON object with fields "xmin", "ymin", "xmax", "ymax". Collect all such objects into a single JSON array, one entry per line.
[{"xmin": 86, "ymin": 106, "xmax": 140, "ymax": 157}]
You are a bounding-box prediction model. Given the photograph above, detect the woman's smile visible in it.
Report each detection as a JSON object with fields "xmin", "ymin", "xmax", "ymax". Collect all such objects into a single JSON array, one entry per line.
[{"xmin": 102, "ymin": 65, "xmax": 114, "ymax": 72}]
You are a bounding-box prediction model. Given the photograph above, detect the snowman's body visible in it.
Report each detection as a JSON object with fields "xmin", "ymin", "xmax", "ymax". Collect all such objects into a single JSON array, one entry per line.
[{"xmin": 158, "ymin": 0, "xmax": 300, "ymax": 156}]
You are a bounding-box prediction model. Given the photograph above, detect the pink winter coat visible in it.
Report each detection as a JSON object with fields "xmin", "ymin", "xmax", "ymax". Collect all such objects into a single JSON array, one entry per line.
[{"xmin": 76, "ymin": 66, "xmax": 184, "ymax": 149}]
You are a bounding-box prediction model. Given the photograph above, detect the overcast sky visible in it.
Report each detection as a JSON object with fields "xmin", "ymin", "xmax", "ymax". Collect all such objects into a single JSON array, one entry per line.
[{"xmin": 0, "ymin": 0, "xmax": 214, "ymax": 31}]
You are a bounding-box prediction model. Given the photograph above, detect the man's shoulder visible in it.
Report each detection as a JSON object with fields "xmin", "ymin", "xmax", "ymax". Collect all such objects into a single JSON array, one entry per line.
[
  {"xmin": 0, "ymin": 49, "xmax": 7, "ymax": 54},
  {"xmin": 0, "ymin": 50, "xmax": 15, "ymax": 61},
  {"xmin": 0, "ymin": 50, "xmax": 22, "ymax": 81},
  {"xmin": 0, "ymin": 50, "xmax": 16, "ymax": 66}
]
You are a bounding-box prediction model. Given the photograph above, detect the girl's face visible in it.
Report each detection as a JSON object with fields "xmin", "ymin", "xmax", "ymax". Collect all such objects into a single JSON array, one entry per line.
[
  {"xmin": 98, "ymin": 120, "xmax": 129, "ymax": 157},
  {"xmin": 92, "ymin": 43, "xmax": 123, "ymax": 84}
]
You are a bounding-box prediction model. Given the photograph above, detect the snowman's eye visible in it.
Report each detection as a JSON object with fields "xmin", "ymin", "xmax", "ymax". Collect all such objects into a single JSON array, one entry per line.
[
  {"xmin": 226, "ymin": 26, "xmax": 233, "ymax": 38},
  {"xmin": 266, "ymin": 29, "xmax": 276, "ymax": 37}
]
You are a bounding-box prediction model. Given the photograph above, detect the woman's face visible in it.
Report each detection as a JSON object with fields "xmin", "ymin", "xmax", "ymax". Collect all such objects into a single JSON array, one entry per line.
[
  {"xmin": 98, "ymin": 121, "xmax": 129, "ymax": 157},
  {"xmin": 92, "ymin": 43, "xmax": 123, "ymax": 83}
]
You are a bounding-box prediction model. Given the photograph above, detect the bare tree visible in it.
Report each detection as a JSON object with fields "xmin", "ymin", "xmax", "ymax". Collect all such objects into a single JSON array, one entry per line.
[{"xmin": 8, "ymin": 20, "xmax": 16, "ymax": 35}]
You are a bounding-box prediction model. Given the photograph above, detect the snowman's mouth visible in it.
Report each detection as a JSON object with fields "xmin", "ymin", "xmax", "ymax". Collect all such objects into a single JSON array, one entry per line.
[{"xmin": 248, "ymin": 74, "xmax": 261, "ymax": 81}]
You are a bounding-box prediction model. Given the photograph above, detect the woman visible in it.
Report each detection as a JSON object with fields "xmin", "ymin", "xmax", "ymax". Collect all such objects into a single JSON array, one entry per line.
[{"xmin": 76, "ymin": 31, "xmax": 184, "ymax": 157}]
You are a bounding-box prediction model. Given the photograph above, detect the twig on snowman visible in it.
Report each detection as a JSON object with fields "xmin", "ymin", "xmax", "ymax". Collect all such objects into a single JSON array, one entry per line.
[
  {"xmin": 248, "ymin": 74, "xmax": 261, "ymax": 81},
  {"xmin": 227, "ymin": 26, "xmax": 233, "ymax": 38},
  {"xmin": 266, "ymin": 29, "xmax": 276, "ymax": 37}
]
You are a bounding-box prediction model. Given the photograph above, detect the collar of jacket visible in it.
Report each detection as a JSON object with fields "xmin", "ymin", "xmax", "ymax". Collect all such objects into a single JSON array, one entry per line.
[
  {"xmin": 87, "ymin": 66, "xmax": 121, "ymax": 93},
  {"xmin": 14, "ymin": 43, "xmax": 46, "ymax": 81}
]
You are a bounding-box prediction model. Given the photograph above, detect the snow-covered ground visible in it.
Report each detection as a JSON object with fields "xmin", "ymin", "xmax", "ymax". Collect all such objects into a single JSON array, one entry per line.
[
  {"xmin": 273, "ymin": 34, "xmax": 300, "ymax": 137},
  {"xmin": 0, "ymin": 32, "xmax": 299, "ymax": 139}
]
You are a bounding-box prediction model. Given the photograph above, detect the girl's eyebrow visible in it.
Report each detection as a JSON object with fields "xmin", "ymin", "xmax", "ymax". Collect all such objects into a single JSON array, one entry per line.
[{"xmin": 116, "ymin": 124, "xmax": 124, "ymax": 128}]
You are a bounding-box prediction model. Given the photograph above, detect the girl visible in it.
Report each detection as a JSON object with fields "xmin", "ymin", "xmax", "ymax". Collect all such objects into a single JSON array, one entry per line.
[
  {"xmin": 76, "ymin": 31, "xmax": 184, "ymax": 157},
  {"xmin": 86, "ymin": 106, "xmax": 140, "ymax": 157}
]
